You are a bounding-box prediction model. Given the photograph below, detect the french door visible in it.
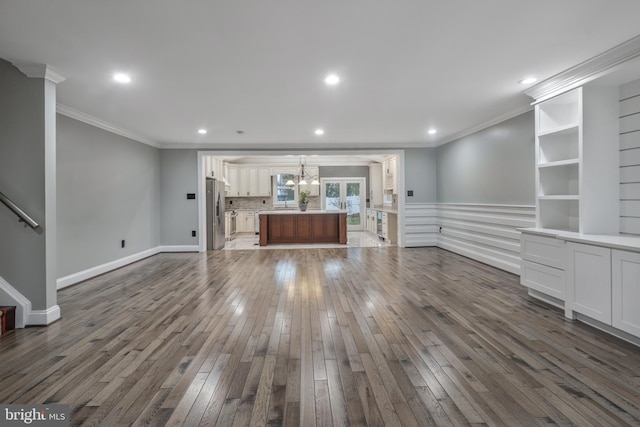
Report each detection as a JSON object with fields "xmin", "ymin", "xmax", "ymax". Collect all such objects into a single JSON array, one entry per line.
[{"xmin": 321, "ymin": 178, "xmax": 366, "ymax": 231}]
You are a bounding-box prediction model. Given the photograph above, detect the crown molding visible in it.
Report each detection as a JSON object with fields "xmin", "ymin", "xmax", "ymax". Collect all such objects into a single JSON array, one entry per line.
[
  {"xmin": 525, "ymin": 34, "xmax": 640, "ymax": 103},
  {"xmin": 56, "ymin": 104, "xmax": 160, "ymax": 148},
  {"xmin": 436, "ymin": 103, "xmax": 533, "ymax": 147},
  {"xmin": 13, "ymin": 63, "xmax": 66, "ymax": 83}
]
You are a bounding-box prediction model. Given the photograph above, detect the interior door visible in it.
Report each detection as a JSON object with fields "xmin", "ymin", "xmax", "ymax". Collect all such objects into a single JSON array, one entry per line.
[{"xmin": 322, "ymin": 178, "xmax": 365, "ymax": 231}]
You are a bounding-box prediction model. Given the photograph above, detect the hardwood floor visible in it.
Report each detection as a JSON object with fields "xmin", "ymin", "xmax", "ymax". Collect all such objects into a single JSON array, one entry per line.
[{"xmin": 1, "ymin": 247, "xmax": 640, "ymax": 426}]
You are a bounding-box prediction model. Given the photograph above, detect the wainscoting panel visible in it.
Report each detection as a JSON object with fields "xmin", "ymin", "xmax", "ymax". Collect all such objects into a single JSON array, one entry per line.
[
  {"xmin": 403, "ymin": 203, "xmax": 438, "ymax": 247},
  {"xmin": 620, "ymin": 79, "xmax": 640, "ymax": 235},
  {"xmin": 437, "ymin": 204, "xmax": 536, "ymax": 275}
]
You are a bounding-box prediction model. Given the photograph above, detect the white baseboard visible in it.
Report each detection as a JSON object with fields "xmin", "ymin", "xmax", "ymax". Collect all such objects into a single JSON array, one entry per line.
[
  {"xmin": 57, "ymin": 245, "xmax": 200, "ymax": 290},
  {"xmin": 28, "ymin": 304, "xmax": 61, "ymax": 326},
  {"xmin": 57, "ymin": 247, "xmax": 161, "ymax": 290},
  {"xmin": 159, "ymin": 245, "xmax": 200, "ymax": 253},
  {"xmin": 0, "ymin": 275, "xmax": 31, "ymax": 328}
]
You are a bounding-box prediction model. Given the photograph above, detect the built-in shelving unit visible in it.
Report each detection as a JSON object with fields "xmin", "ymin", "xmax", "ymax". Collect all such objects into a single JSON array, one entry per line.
[{"xmin": 534, "ymin": 86, "xmax": 619, "ymax": 233}]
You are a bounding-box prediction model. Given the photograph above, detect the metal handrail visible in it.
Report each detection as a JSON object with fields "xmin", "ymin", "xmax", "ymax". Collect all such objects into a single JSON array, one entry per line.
[{"xmin": 0, "ymin": 191, "xmax": 41, "ymax": 232}]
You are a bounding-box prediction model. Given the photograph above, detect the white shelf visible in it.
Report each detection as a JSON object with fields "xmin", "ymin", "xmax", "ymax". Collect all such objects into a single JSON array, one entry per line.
[
  {"xmin": 538, "ymin": 195, "xmax": 580, "ymax": 200},
  {"xmin": 538, "ymin": 123, "xmax": 579, "ymax": 137},
  {"xmin": 538, "ymin": 159, "xmax": 580, "ymax": 168}
]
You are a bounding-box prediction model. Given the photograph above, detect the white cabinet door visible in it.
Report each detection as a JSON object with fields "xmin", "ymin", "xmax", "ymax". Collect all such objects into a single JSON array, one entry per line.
[
  {"xmin": 612, "ymin": 250, "xmax": 640, "ymax": 337},
  {"xmin": 247, "ymin": 168, "xmax": 259, "ymax": 196},
  {"xmin": 238, "ymin": 168, "xmax": 250, "ymax": 197},
  {"xmin": 237, "ymin": 210, "xmax": 255, "ymax": 232},
  {"xmin": 566, "ymin": 242, "xmax": 611, "ymax": 324},
  {"xmin": 256, "ymin": 168, "xmax": 271, "ymax": 196},
  {"xmin": 227, "ymin": 166, "xmax": 239, "ymax": 196}
]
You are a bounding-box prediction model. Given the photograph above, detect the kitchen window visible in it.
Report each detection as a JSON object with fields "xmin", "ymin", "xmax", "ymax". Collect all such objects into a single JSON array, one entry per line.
[{"xmin": 273, "ymin": 173, "xmax": 298, "ymax": 206}]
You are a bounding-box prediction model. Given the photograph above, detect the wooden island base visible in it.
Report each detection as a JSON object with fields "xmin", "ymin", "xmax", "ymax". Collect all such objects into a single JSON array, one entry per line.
[{"xmin": 259, "ymin": 211, "xmax": 347, "ymax": 246}]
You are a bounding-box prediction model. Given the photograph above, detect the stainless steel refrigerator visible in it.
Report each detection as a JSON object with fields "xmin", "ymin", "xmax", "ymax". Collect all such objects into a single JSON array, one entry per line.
[{"xmin": 206, "ymin": 178, "xmax": 225, "ymax": 250}]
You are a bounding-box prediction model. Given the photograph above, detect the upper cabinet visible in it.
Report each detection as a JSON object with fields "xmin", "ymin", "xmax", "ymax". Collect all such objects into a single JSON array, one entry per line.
[
  {"xmin": 204, "ymin": 156, "xmax": 225, "ymax": 181},
  {"xmin": 382, "ymin": 157, "xmax": 398, "ymax": 197},
  {"xmin": 226, "ymin": 165, "xmax": 272, "ymax": 197},
  {"xmin": 369, "ymin": 163, "xmax": 383, "ymax": 206},
  {"xmin": 535, "ymin": 86, "xmax": 619, "ymax": 233}
]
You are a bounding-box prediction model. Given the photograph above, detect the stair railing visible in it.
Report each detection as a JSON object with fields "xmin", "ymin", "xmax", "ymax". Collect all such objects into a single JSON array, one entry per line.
[{"xmin": 0, "ymin": 191, "xmax": 42, "ymax": 233}]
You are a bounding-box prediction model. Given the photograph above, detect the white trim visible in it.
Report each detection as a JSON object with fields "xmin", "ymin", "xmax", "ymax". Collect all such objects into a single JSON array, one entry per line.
[
  {"xmin": 57, "ymin": 247, "xmax": 161, "ymax": 290},
  {"xmin": 404, "ymin": 203, "xmax": 438, "ymax": 247},
  {"xmin": 0, "ymin": 275, "xmax": 31, "ymax": 328},
  {"xmin": 436, "ymin": 104, "xmax": 534, "ymax": 146},
  {"xmin": 525, "ymin": 34, "xmax": 640, "ymax": 103},
  {"xmin": 27, "ymin": 305, "xmax": 61, "ymax": 326},
  {"xmin": 13, "ymin": 63, "xmax": 66, "ymax": 83},
  {"xmin": 56, "ymin": 246, "xmax": 200, "ymax": 290},
  {"xmin": 158, "ymin": 245, "xmax": 200, "ymax": 253},
  {"xmin": 57, "ymin": 245, "xmax": 198, "ymax": 290},
  {"xmin": 56, "ymin": 104, "xmax": 160, "ymax": 148},
  {"xmin": 319, "ymin": 177, "xmax": 367, "ymax": 232}
]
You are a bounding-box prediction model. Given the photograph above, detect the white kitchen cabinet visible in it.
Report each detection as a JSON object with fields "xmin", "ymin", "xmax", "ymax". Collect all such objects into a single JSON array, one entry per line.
[
  {"xmin": 369, "ymin": 163, "xmax": 383, "ymax": 206},
  {"xmin": 225, "ymin": 212, "xmax": 231, "ymax": 241},
  {"xmin": 366, "ymin": 209, "xmax": 377, "ymax": 233},
  {"xmin": 238, "ymin": 168, "xmax": 251, "ymax": 197},
  {"xmin": 236, "ymin": 210, "xmax": 255, "ymax": 233},
  {"xmin": 227, "ymin": 166, "xmax": 271, "ymax": 197},
  {"xmin": 380, "ymin": 211, "xmax": 397, "ymax": 243},
  {"xmin": 227, "ymin": 166, "xmax": 239, "ymax": 196},
  {"xmin": 612, "ymin": 249, "xmax": 640, "ymax": 337},
  {"xmin": 383, "ymin": 157, "xmax": 397, "ymax": 193},
  {"xmin": 566, "ymin": 242, "xmax": 612, "ymax": 324},
  {"xmin": 204, "ymin": 156, "xmax": 225, "ymax": 181},
  {"xmin": 255, "ymin": 168, "xmax": 271, "ymax": 196}
]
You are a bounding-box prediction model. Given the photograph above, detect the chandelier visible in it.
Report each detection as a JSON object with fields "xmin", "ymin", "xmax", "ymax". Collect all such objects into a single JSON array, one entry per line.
[{"xmin": 285, "ymin": 156, "xmax": 320, "ymax": 187}]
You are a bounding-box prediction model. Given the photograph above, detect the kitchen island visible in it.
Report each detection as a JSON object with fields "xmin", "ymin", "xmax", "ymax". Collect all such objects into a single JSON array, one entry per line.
[{"xmin": 258, "ymin": 210, "xmax": 347, "ymax": 246}]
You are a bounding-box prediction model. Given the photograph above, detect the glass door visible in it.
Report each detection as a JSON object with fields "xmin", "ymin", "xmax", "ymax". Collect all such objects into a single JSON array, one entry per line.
[{"xmin": 322, "ymin": 178, "xmax": 366, "ymax": 231}]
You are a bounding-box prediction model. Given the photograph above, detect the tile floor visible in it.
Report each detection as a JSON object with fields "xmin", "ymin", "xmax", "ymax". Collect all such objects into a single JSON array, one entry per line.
[{"xmin": 223, "ymin": 231, "xmax": 393, "ymax": 250}]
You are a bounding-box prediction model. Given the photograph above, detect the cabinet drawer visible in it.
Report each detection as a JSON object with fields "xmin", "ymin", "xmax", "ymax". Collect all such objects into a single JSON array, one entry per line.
[
  {"xmin": 521, "ymin": 233, "xmax": 565, "ymax": 269},
  {"xmin": 521, "ymin": 260, "xmax": 565, "ymax": 300}
]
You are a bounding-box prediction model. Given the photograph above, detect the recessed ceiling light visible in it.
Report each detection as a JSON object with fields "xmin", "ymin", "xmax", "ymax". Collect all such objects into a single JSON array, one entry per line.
[
  {"xmin": 314, "ymin": 129, "xmax": 325, "ymax": 135},
  {"xmin": 428, "ymin": 129, "xmax": 437, "ymax": 135},
  {"xmin": 324, "ymin": 74, "xmax": 340, "ymax": 85},
  {"xmin": 113, "ymin": 73, "xmax": 131, "ymax": 84},
  {"xmin": 198, "ymin": 129, "xmax": 207, "ymax": 135},
  {"xmin": 519, "ymin": 77, "xmax": 537, "ymax": 85}
]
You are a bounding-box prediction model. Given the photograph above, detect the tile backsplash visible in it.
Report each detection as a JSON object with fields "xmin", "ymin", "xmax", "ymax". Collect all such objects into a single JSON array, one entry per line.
[{"xmin": 226, "ymin": 196, "xmax": 320, "ymax": 210}]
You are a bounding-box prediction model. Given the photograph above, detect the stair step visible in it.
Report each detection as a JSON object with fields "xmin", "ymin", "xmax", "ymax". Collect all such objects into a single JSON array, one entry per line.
[{"xmin": 0, "ymin": 306, "xmax": 16, "ymax": 335}]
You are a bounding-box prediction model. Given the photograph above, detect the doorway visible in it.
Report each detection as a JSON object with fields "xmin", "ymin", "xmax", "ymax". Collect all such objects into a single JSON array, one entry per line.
[{"xmin": 321, "ymin": 178, "xmax": 366, "ymax": 231}]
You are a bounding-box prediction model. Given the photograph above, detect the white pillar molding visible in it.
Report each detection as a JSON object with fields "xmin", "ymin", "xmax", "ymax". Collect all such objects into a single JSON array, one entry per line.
[{"xmin": 12, "ymin": 62, "xmax": 66, "ymax": 84}]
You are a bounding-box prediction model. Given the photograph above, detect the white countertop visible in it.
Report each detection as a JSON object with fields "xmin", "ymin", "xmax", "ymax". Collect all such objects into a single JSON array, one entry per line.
[
  {"xmin": 369, "ymin": 206, "xmax": 398, "ymax": 214},
  {"xmin": 520, "ymin": 228, "xmax": 640, "ymax": 253},
  {"xmin": 259, "ymin": 209, "xmax": 346, "ymax": 215}
]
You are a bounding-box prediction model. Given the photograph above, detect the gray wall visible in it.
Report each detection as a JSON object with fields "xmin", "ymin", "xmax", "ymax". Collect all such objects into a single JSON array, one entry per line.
[
  {"xmin": 57, "ymin": 115, "xmax": 161, "ymax": 277},
  {"xmin": 319, "ymin": 165, "xmax": 369, "ymax": 202},
  {"xmin": 404, "ymin": 148, "xmax": 437, "ymax": 203},
  {"xmin": 436, "ymin": 111, "xmax": 535, "ymax": 204},
  {"xmin": 160, "ymin": 149, "xmax": 199, "ymax": 245},
  {"xmin": 0, "ymin": 59, "xmax": 50, "ymax": 310}
]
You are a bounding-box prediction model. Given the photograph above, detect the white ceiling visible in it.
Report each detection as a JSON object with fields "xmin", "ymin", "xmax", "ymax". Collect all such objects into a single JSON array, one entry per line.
[{"xmin": 2, "ymin": 1, "xmax": 640, "ymax": 151}]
